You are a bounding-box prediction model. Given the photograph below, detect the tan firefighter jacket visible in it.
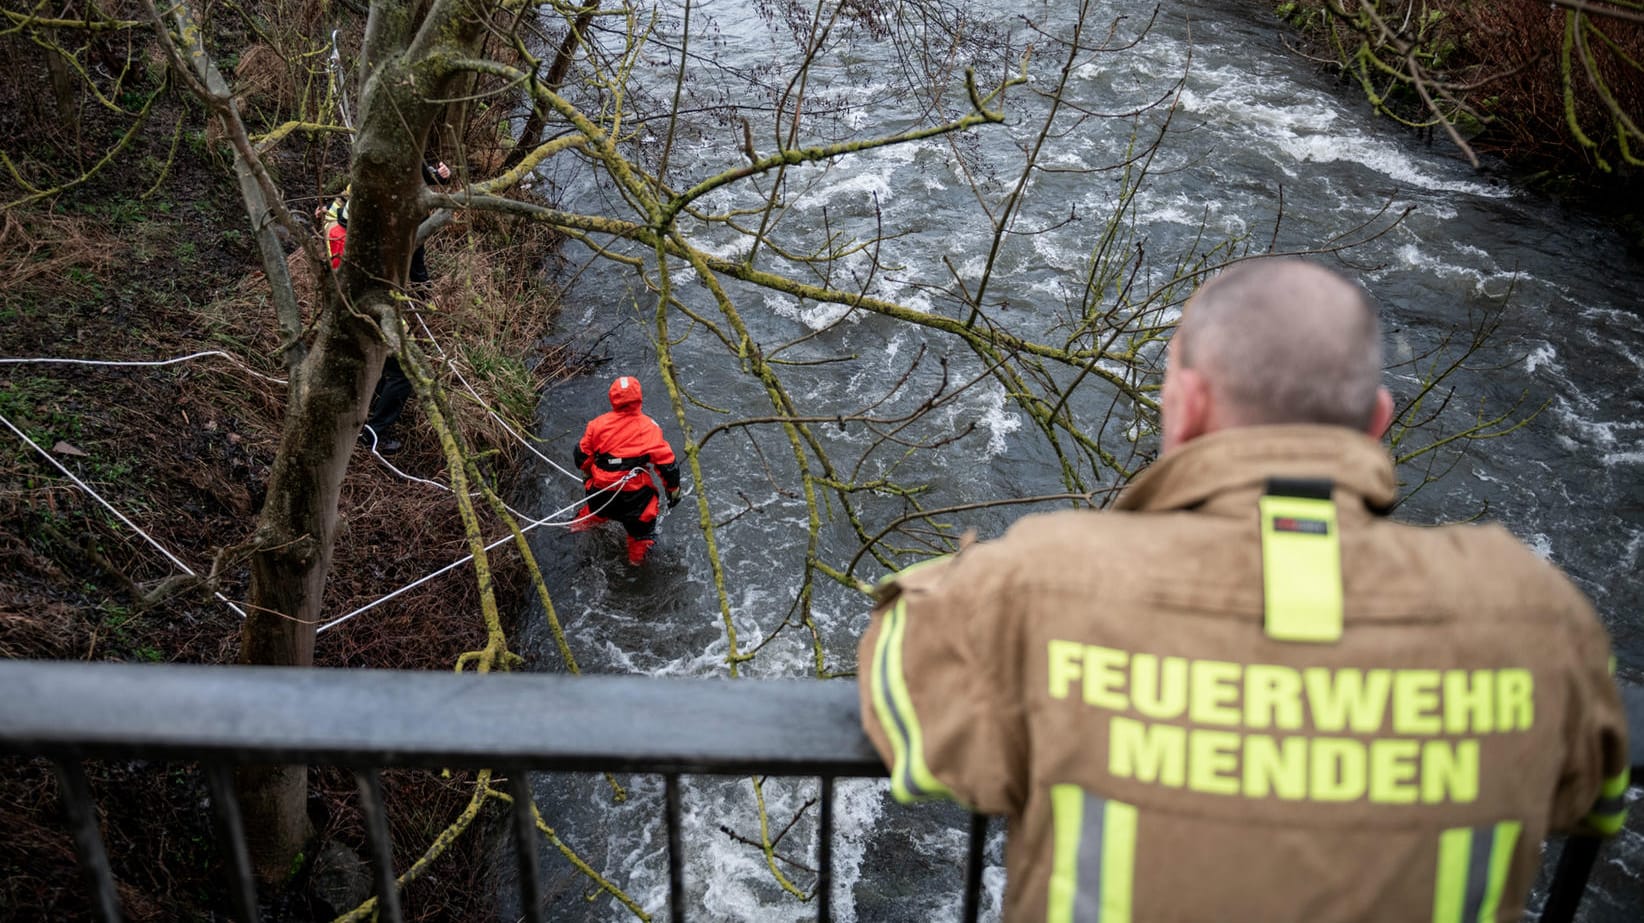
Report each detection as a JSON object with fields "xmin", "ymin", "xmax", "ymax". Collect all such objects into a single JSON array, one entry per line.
[{"xmin": 858, "ymin": 425, "xmax": 1629, "ymax": 922}]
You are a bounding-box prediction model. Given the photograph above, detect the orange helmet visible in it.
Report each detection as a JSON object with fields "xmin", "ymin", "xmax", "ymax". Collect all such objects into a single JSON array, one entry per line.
[{"xmin": 609, "ymin": 376, "xmax": 643, "ymax": 411}]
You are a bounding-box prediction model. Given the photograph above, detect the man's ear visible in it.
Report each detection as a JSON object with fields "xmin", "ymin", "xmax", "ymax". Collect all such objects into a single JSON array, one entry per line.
[
  {"xmin": 1162, "ymin": 366, "xmax": 1211, "ymax": 454},
  {"xmin": 1367, "ymin": 386, "xmax": 1395, "ymax": 440}
]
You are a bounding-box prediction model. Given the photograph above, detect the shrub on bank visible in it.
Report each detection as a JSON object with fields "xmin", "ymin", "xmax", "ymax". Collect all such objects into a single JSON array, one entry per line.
[{"xmin": 1276, "ymin": 0, "xmax": 1642, "ymax": 209}]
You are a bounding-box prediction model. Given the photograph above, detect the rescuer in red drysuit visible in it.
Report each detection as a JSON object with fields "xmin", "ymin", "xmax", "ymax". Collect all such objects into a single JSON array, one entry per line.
[
  {"xmin": 573, "ymin": 376, "xmax": 682, "ymax": 565},
  {"xmin": 322, "ymin": 197, "xmax": 348, "ymax": 270}
]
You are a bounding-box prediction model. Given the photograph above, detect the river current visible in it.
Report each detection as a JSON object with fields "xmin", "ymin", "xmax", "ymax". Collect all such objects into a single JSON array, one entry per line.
[{"xmin": 506, "ymin": 1, "xmax": 1644, "ymax": 919}]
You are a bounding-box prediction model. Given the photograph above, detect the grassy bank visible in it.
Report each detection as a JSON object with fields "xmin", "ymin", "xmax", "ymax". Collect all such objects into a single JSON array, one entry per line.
[{"xmin": 0, "ymin": 36, "xmax": 576, "ymax": 920}]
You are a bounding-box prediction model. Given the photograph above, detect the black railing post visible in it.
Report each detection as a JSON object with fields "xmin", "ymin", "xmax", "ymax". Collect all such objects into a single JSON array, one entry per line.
[
  {"xmin": 817, "ymin": 777, "xmax": 834, "ymax": 923},
  {"xmin": 52, "ymin": 760, "xmax": 122, "ymax": 923},
  {"xmin": 1541, "ymin": 836, "xmax": 1604, "ymax": 923},
  {"xmin": 667, "ymin": 773, "xmax": 685, "ymax": 923},
  {"xmin": 508, "ymin": 772, "xmax": 545, "ymax": 923},
  {"xmin": 354, "ymin": 769, "xmax": 403, "ymax": 923},
  {"xmin": 961, "ymin": 812, "xmax": 988, "ymax": 923},
  {"xmin": 205, "ymin": 764, "xmax": 262, "ymax": 923}
]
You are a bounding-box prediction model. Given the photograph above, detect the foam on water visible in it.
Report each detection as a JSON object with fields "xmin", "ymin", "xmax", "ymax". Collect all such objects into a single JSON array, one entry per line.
[
  {"xmin": 767, "ymin": 289, "xmax": 855, "ymax": 330},
  {"xmin": 934, "ymin": 383, "xmax": 1022, "ymax": 460},
  {"xmin": 1525, "ymin": 533, "xmax": 1555, "ymax": 560},
  {"xmin": 1276, "ymin": 133, "xmax": 1507, "ymax": 196},
  {"xmin": 825, "ymin": 779, "xmax": 888, "ymax": 922},
  {"xmin": 1425, "ymin": 202, "xmax": 1461, "ymax": 221},
  {"xmin": 1171, "ymin": 57, "xmax": 1508, "ymax": 199},
  {"xmin": 788, "ymin": 161, "xmax": 896, "ymax": 211},
  {"xmin": 612, "ymin": 773, "xmax": 891, "ymax": 923},
  {"xmin": 1132, "ymin": 189, "xmax": 1249, "ymax": 237},
  {"xmin": 899, "ymin": 289, "xmax": 935, "ymax": 314},
  {"xmin": 951, "ymin": 253, "xmax": 989, "ymax": 283},
  {"xmin": 1524, "ymin": 343, "xmax": 1559, "ymax": 375},
  {"xmin": 1030, "ymin": 230, "xmax": 1083, "ymax": 274},
  {"xmin": 1379, "ymin": 243, "xmax": 1521, "ymax": 297},
  {"xmin": 1551, "ymin": 395, "xmax": 1644, "ymax": 451},
  {"xmin": 1579, "ymin": 305, "xmax": 1644, "ymax": 327},
  {"xmin": 1623, "ymin": 531, "xmax": 1644, "ymax": 572}
]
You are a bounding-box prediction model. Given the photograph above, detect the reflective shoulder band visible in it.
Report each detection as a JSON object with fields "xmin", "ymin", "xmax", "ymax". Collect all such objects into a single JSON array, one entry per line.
[
  {"xmin": 1259, "ymin": 478, "xmax": 1343, "ymax": 643},
  {"xmin": 1585, "ymin": 767, "xmax": 1631, "ymax": 835},
  {"xmin": 869, "ymin": 597, "xmax": 954, "ymax": 804}
]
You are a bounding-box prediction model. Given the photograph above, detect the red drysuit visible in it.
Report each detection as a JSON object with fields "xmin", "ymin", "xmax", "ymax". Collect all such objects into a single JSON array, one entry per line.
[{"xmin": 573, "ymin": 376, "xmax": 681, "ymax": 564}]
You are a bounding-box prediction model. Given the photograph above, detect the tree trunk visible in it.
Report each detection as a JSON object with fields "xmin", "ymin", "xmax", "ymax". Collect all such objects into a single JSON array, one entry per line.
[
  {"xmin": 238, "ymin": 298, "xmax": 384, "ymax": 880},
  {"xmin": 231, "ymin": 0, "xmax": 492, "ymax": 881},
  {"xmin": 153, "ymin": 0, "xmax": 496, "ymax": 884},
  {"xmin": 499, "ymin": 1, "xmax": 599, "ymax": 172}
]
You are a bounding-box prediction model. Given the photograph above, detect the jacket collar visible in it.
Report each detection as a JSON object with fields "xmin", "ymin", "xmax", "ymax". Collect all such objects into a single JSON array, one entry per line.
[{"xmin": 1114, "ymin": 425, "xmax": 1397, "ymax": 515}]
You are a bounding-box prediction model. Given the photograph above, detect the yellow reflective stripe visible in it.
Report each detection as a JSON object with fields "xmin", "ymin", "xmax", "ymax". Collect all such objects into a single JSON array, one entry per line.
[
  {"xmin": 1433, "ymin": 822, "xmax": 1520, "ymax": 922},
  {"xmin": 1259, "ymin": 494, "xmax": 1343, "ymax": 643},
  {"xmin": 875, "ymin": 554, "xmax": 950, "ymax": 588},
  {"xmin": 1587, "ymin": 810, "xmax": 1628, "ymax": 835},
  {"xmin": 1046, "ymin": 786, "xmax": 1136, "ymax": 923},
  {"xmin": 1601, "ymin": 767, "xmax": 1631, "ymax": 799},
  {"xmin": 1432, "ymin": 827, "xmax": 1472, "ymax": 923},
  {"xmin": 871, "ymin": 599, "xmax": 953, "ymax": 803},
  {"xmin": 872, "ymin": 553, "xmax": 952, "ymax": 605},
  {"xmin": 1047, "ymin": 785, "xmax": 1083, "ymax": 923},
  {"xmin": 867, "ymin": 601, "xmax": 911, "ymax": 798},
  {"xmin": 1586, "ymin": 767, "xmax": 1631, "ymax": 834},
  {"xmin": 1475, "ymin": 821, "xmax": 1520, "ymax": 923},
  {"xmin": 1101, "ymin": 801, "xmax": 1137, "ymax": 923}
]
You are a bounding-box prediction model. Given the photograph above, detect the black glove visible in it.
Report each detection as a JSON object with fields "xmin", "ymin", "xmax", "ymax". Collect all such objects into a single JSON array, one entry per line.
[{"xmin": 667, "ymin": 488, "xmax": 681, "ymax": 509}]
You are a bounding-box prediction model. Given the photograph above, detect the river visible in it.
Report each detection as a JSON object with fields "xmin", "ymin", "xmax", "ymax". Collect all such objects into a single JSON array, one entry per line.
[{"xmin": 504, "ymin": 1, "xmax": 1644, "ymax": 919}]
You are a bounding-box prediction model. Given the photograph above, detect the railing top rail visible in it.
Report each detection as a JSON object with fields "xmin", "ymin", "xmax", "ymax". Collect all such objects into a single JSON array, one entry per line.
[
  {"xmin": 0, "ymin": 660, "xmax": 886, "ymax": 776},
  {"xmin": 1, "ymin": 660, "xmax": 1640, "ymax": 776}
]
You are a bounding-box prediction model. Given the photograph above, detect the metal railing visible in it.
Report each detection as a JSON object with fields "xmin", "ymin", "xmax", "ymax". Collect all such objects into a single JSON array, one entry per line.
[{"xmin": 0, "ymin": 660, "xmax": 1638, "ymax": 923}]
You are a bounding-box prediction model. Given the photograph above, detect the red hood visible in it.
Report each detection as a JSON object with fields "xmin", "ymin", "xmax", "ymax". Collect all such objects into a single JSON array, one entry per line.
[{"xmin": 608, "ymin": 376, "xmax": 643, "ymax": 412}]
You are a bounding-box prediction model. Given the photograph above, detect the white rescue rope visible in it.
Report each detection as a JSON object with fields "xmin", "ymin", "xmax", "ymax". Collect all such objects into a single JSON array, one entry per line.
[
  {"xmin": 0, "ymin": 350, "xmax": 287, "ymax": 384},
  {"xmin": 2, "ymin": 345, "xmax": 659, "ymax": 637},
  {"xmin": 316, "ymin": 489, "xmax": 598, "ymax": 634},
  {"xmin": 317, "ymin": 471, "xmax": 643, "ymax": 634},
  {"xmin": 0, "ymin": 410, "xmax": 251, "ymax": 620},
  {"xmin": 410, "ymin": 313, "xmax": 583, "ymax": 483}
]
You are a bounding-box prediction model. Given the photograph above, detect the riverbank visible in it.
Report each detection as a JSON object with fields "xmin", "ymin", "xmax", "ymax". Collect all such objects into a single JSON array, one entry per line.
[
  {"xmin": 0, "ymin": 64, "xmax": 571, "ymax": 921},
  {"xmin": 1275, "ymin": 0, "xmax": 1644, "ymax": 247}
]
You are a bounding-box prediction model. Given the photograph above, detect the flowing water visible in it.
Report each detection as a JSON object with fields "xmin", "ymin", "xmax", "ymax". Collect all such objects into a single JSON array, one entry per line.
[{"xmin": 501, "ymin": 1, "xmax": 1643, "ymax": 919}]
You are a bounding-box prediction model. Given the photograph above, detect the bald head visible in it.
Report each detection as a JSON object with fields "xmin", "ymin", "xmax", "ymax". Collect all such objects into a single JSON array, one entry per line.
[{"xmin": 1163, "ymin": 258, "xmax": 1389, "ymax": 450}]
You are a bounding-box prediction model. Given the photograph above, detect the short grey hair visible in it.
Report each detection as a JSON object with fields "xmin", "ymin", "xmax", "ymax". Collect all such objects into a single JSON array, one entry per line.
[{"xmin": 1176, "ymin": 258, "xmax": 1383, "ymax": 429}]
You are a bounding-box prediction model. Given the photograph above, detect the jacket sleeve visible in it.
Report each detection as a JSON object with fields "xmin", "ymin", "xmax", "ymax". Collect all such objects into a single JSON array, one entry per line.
[
  {"xmin": 573, "ymin": 424, "xmax": 595, "ymax": 474},
  {"xmin": 1550, "ymin": 595, "xmax": 1630, "ymax": 837},
  {"xmin": 645, "ymin": 418, "xmax": 681, "ymax": 490},
  {"xmin": 857, "ymin": 547, "xmax": 1026, "ymax": 814},
  {"xmin": 657, "ymin": 462, "xmax": 681, "ymax": 491}
]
